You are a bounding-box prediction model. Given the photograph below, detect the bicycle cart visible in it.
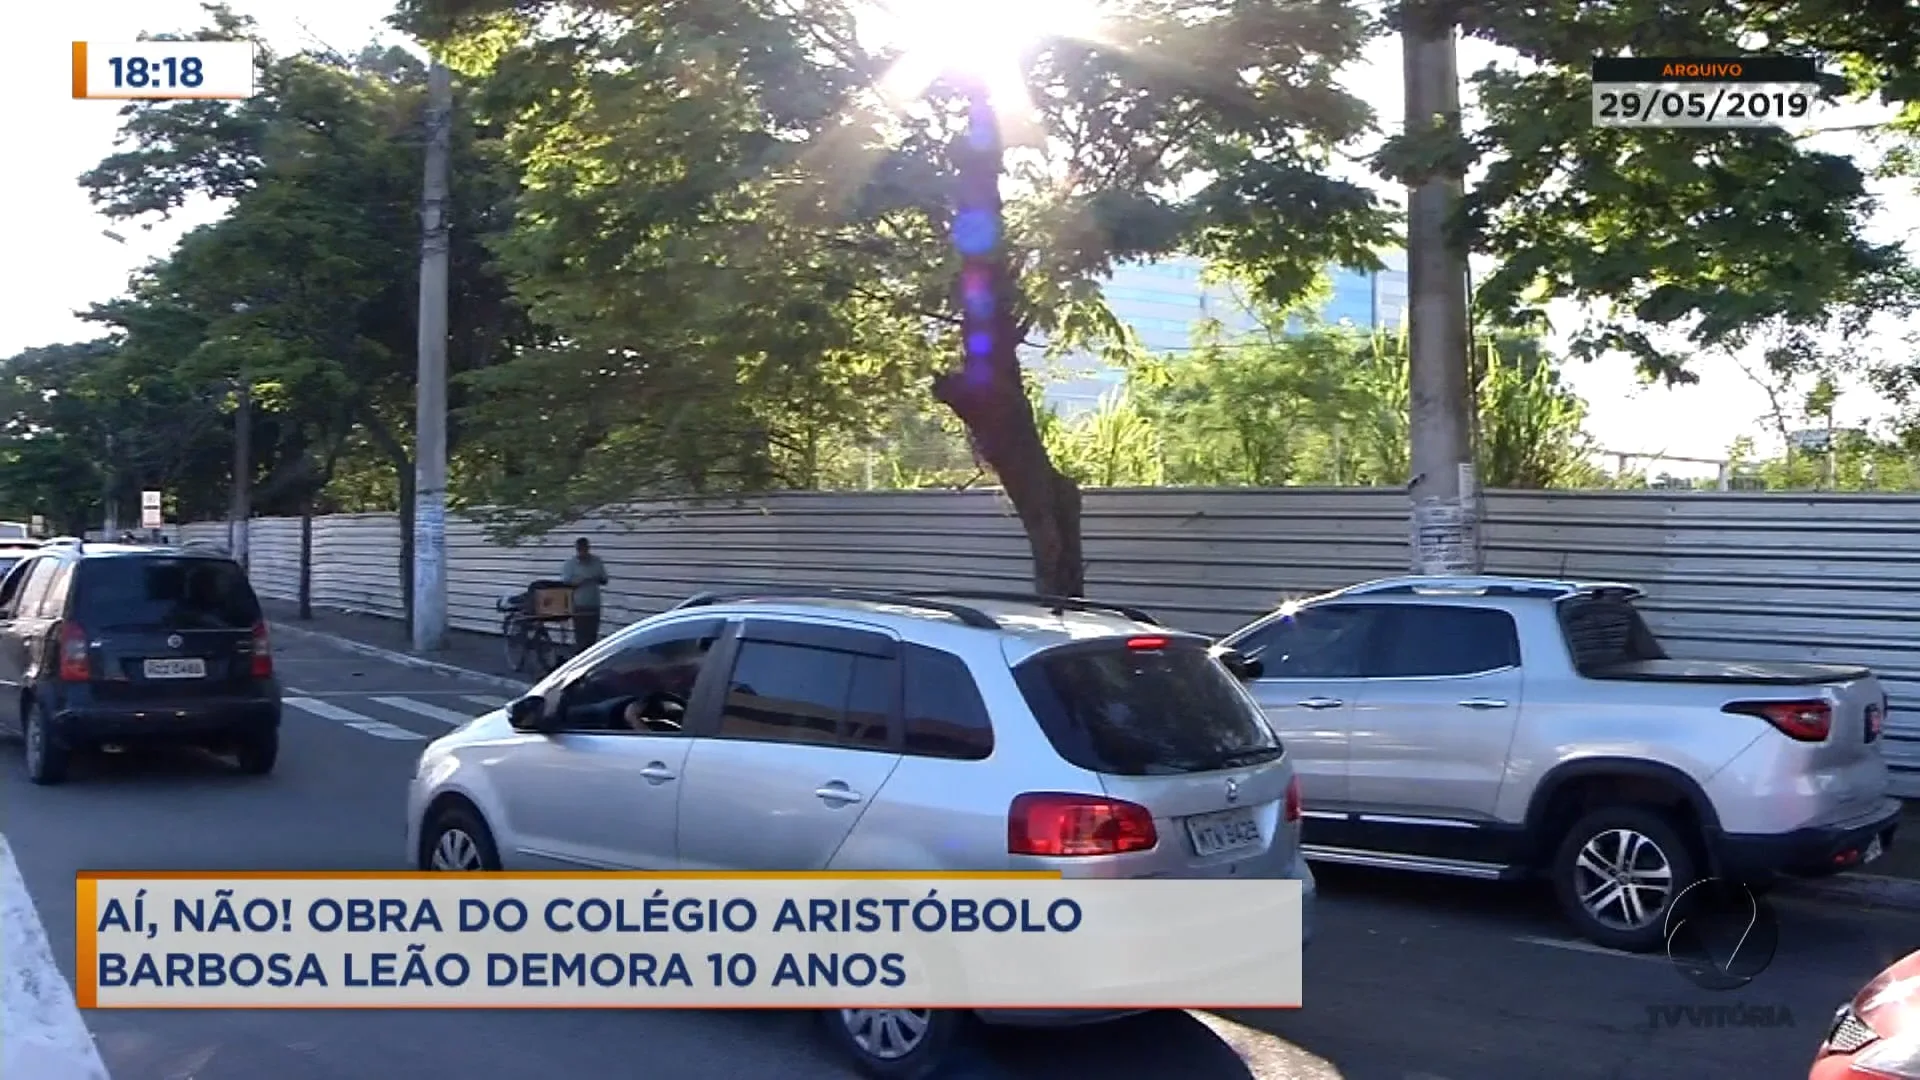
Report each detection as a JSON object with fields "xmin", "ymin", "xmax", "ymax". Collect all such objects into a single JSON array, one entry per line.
[{"xmin": 497, "ymin": 580, "xmax": 576, "ymax": 676}]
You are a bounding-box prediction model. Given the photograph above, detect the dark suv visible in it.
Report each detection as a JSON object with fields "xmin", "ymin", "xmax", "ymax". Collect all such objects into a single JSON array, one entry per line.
[{"xmin": 0, "ymin": 540, "xmax": 281, "ymax": 784}]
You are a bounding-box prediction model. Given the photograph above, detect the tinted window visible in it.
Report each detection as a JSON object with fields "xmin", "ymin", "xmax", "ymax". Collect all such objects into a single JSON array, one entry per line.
[
  {"xmin": 1013, "ymin": 642, "xmax": 1281, "ymax": 776},
  {"xmin": 1370, "ymin": 606, "xmax": 1520, "ymax": 677},
  {"xmin": 902, "ymin": 644, "xmax": 994, "ymax": 761},
  {"xmin": 1234, "ymin": 605, "xmax": 1376, "ymax": 679},
  {"xmin": 0, "ymin": 557, "xmax": 19, "ymax": 580},
  {"xmin": 718, "ymin": 641, "xmax": 895, "ymax": 752},
  {"xmin": 1559, "ymin": 596, "xmax": 1668, "ymax": 673},
  {"xmin": 559, "ymin": 620, "xmax": 721, "ymax": 733},
  {"xmin": 73, "ymin": 557, "xmax": 261, "ymax": 629}
]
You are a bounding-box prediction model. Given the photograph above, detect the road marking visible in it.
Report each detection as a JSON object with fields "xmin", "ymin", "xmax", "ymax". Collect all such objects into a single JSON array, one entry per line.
[
  {"xmin": 0, "ymin": 834, "xmax": 112, "ymax": 1080},
  {"xmin": 374, "ymin": 696, "xmax": 475, "ymax": 726},
  {"xmin": 285, "ymin": 697, "xmax": 427, "ymax": 742},
  {"xmin": 1512, "ymin": 934, "xmax": 1667, "ymax": 962},
  {"xmin": 462, "ymin": 695, "xmax": 509, "ymax": 709}
]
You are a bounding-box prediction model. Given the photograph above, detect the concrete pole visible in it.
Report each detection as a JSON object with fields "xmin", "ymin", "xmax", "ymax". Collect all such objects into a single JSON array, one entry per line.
[
  {"xmin": 411, "ymin": 61, "xmax": 452, "ymax": 652},
  {"xmin": 230, "ymin": 379, "xmax": 252, "ymax": 567},
  {"xmin": 1403, "ymin": 13, "xmax": 1480, "ymax": 574}
]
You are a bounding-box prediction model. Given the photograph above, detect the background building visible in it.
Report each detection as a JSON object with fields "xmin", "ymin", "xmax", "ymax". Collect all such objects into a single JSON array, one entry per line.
[{"xmin": 1035, "ymin": 252, "xmax": 1410, "ymax": 413}]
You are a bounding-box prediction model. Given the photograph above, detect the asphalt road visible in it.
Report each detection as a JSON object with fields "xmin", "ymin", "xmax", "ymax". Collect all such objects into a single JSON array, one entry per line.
[{"xmin": 2, "ymin": 633, "xmax": 1916, "ymax": 1080}]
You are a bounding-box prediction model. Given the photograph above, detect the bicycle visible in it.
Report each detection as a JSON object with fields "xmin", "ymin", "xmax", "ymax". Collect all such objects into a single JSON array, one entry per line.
[{"xmin": 497, "ymin": 583, "xmax": 577, "ymax": 677}]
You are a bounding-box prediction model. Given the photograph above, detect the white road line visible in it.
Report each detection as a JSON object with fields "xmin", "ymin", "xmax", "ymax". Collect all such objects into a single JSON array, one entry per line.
[
  {"xmin": 1512, "ymin": 934, "xmax": 1667, "ymax": 962},
  {"xmin": 284, "ymin": 697, "xmax": 427, "ymax": 742},
  {"xmin": 373, "ymin": 696, "xmax": 476, "ymax": 726},
  {"xmin": 461, "ymin": 695, "xmax": 509, "ymax": 709},
  {"xmin": 0, "ymin": 835, "xmax": 112, "ymax": 1080}
]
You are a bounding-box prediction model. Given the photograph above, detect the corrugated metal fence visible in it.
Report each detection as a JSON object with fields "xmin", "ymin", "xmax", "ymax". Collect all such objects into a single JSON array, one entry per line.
[{"xmin": 184, "ymin": 488, "xmax": 1920, "ymax": 788}]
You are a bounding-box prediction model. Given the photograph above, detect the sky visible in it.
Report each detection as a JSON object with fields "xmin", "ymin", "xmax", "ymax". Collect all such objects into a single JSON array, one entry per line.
[{"xmin": 3, "ymin": 1, "xmax": 1914, "ymax": 479}]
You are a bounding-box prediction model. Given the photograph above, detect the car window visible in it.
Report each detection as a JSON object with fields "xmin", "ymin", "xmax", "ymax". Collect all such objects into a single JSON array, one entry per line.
[
  {"xmin": 716, "ymin": 640, "xmax": 895, "ymax": 753},
  {"xmin": 902, "ymin": 644, "xmax": 994, "ymax": 761},
  {"xmin": 0, "ymin": 557, "xmax": 40, "ymax": 614},
  {"xmin": 1013, "ymin": 640, "xmax": 1282, "ymax": 776},
  {"xmin": 11, "ymin": 560, "xmax": 57, "ymax": 620},
  {"xmin": 1369, "ymin": 605, "xmax": 1520, "ymax": 678},
  {"xmin": 1234, "ymin": 604, "xmax": 1378, "ymax": 679},
  {"xmin": 558, "ymin": 619, "xmax": 722, "ymax": 734},
  {"xmin": 1558, "ymin": 595, "xmax": 1669, "ymax": 672},
  {"xmin": 31, "ymin": 562, "xmax": 74, "ymax": 619},
  {"xmin": 72, "ymin": 557, "xmax": 261, "ymax": 630}
]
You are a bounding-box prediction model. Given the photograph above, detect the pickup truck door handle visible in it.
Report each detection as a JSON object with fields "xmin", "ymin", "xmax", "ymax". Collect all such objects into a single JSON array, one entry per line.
[
  {"xmin": 638, "ymin": 762, "xmax": 677, "ymax": 783},
  {"xmin": 814, "ymin": 782, "xmax": 864, "ymax": 806},
  {"xmin": 1296, "ymin": 697, "xmax": 1345, "ymax": 710},
  {"xmin": 1458, "ymin": 698, "xmax": 1509, "ymax": 710}
]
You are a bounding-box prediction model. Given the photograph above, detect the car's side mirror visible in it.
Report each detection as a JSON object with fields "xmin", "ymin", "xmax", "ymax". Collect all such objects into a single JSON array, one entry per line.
[
  {"xmin": 1214, "ymin": 648, "xmax": 1264, "ymax": 681},
  {"xmin": 507, "ymin": 694, "xmax": 550, "ymax": 732}
]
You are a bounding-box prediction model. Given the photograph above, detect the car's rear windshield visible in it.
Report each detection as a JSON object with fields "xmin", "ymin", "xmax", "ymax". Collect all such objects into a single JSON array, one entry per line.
[
  {"xmin": 1558, "ymin": 594, "xmax": 1668, "ymax": 673},
  {"xmin": 74, "ymin": 557, "xmax": 261, "ymax": 630},
  {"xmin": 1012, "ymin": 641, "xmax": 1282, "ymax": 776}
]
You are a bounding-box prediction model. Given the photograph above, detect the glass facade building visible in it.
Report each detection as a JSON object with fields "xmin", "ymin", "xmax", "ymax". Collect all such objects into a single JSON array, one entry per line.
[{"xmin": 1035, "ymin": 252, "xmax": 1410, "ymax": 413}]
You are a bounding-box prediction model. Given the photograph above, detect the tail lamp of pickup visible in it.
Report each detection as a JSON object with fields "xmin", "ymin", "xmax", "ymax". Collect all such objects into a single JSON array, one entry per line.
[{"xmin": 1722, "ymin": 699, "xmax": 1853, "ymax": 743}]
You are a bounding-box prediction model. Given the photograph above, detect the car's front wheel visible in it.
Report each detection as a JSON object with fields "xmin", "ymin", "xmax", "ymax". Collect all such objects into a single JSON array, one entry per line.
[
  {"xmin": 419, "ymin": 802, "xmax": 502, "ymax": 872},
  {"xmin": 1552, "ymin": 805, "xmax": 1699, "ymax": 952},
  {"xmin": 820, "ymin": 1008, "xmax": 965, "ymax": 1079}
]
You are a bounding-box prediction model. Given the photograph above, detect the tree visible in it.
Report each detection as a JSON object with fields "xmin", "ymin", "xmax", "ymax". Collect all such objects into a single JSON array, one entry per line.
[
  {"xmin": 79, "ymin": 6, "xmax": 529, "ymax": 620},
  {"xmin": 1401, "ymin": 0, "xmax": 1920, "ymax": 384},
  {"xmin": 398, "ymin": 0, "xmax": 1394, "ymax": 593}
]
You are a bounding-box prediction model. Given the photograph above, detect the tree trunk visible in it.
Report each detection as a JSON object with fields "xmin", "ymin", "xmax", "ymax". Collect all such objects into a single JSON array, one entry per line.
[
  {"xmin": 933, "ymin": 90, "xmax": 1085, "ymax": 597},
  {"xmin": 354, "ymin": 404, "xmax": 416, "ymax": 636}
]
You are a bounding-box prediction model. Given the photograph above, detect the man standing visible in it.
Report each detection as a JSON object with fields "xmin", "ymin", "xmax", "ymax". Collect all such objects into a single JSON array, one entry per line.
[{"xmin": 562, "ymin": 537, "xmax": 610, "ymax": 649}]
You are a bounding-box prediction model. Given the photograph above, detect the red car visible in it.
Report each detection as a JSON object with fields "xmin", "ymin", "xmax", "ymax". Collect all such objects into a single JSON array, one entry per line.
[{"xmin": 1814, "ymin": 949, "xmax": 1920, "ymax": 1078}]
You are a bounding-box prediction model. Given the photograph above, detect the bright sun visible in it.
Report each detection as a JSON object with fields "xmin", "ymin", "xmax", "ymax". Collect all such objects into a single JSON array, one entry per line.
[{"xmin": 866, "ymin": 0, "xmax": 1111, "ymax": 113}]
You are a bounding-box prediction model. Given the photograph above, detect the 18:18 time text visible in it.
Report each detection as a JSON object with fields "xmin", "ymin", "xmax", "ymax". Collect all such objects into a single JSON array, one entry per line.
[{"xmin": 109, "ymin": 57, "xmax": 205, "ymax": 89}]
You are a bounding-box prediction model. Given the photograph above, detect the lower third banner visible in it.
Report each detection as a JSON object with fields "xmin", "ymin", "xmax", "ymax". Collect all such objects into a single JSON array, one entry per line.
[{"xmin": 76, "ymin": 872, "xmax": 1302, "ymax": 1010}]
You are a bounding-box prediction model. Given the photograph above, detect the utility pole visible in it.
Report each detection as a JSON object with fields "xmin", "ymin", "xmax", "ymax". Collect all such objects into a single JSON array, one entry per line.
[
  {"xmin": 411, "ymin": 60, "xmax": 452, "ymax": 652},
  {"xmin": 231, "ymin": 379, "xmax": 252, "ymax": 567},
  {"xmin": 101, "ymin": 434, "xmax": 117, "ymax": 537},
  {"xmin": 1402, "ymin": 7, "xmax": 1480, "ymax": 575}
]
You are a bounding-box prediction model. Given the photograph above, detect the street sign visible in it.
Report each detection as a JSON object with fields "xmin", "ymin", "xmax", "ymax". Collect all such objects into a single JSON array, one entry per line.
[
  {"xmin": 29, "ymin": 514, "xmax": 44, "ymax": 537},
  {"xmin": 141, "ymin": 490, "xmax": 163, "ymax": 529}
]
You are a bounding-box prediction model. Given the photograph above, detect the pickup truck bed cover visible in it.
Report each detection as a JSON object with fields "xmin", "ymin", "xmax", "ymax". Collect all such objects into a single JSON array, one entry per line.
[{"xmin": 1584, "ymin": 659, "xmax": 1873, "ymax": 685}]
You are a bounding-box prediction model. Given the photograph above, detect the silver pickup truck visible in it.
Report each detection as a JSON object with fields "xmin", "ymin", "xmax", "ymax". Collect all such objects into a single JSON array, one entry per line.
[{"xmin": 1219, "ymin": 574, "xmax": 1897, "ymax": 951}]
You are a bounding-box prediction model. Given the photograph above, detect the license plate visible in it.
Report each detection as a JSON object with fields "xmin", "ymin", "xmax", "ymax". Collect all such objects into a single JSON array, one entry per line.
[
  {"xmin": 1186, "ymin": 808, "xmax": 1262, "ymax": 857},
  {"xmin": 1865, "ymin": 836, "xmax": 1885, "ymax": 864},
  {"xmin": 143, "ymin": 658, "xmax": 206, "ymax": 680}
]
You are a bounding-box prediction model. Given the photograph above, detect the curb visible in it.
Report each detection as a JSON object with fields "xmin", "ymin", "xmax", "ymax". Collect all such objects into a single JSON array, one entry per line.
[
  {"xmin": 269, "ymin": 621, "xmax": 533, "ymax": 694},
  {"xmin": 1778, "ymin": 873, "xmax": 1920, "ymax": 913}
]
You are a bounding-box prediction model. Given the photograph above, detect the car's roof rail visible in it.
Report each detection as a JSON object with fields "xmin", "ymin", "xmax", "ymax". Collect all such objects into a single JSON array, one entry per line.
[
  {"xmin": 673, "ymin": 586, "xmax": 1002, "ymax": 630},
  {"xmin": 1338, "ymin": 575, "xmax": 1577, "ymax": 599},
  {"xmin": 903, "ymin": 589, "xmax": 1161, "ymax": 626}
]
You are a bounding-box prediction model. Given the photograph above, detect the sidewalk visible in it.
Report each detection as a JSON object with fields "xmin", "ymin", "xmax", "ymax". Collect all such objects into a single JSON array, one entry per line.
[{"xmin": 260, "ymin": 598, "xmax": 530, "ymax": 688}]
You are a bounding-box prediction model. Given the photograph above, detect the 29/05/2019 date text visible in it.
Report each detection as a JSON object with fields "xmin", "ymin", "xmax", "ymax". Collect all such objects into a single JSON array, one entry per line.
[
  {"xmin": 1592, "ymin": 82, "xmax": 1816, "ymax": 128},
  {"xmin": 109, "ymin": 57, "xmax": 206, "ymax": 89}
]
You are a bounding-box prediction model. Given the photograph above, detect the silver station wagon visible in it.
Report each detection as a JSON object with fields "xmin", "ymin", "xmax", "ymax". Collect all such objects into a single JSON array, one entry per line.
[{"xmin": 406, "ymin": 587, "xmax": 1315, "ymax": 1079}]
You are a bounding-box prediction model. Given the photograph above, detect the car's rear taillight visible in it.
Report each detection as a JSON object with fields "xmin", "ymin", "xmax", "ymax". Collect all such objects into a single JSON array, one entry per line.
[
  {"xmin": 1725, "ymin": 699, "xmax": 1832, "ymax": 742},
  {"xmin": 57, "ymin": 622, "xmax": 89, "ymax": 682},
  {"xmin": 250, "ymin": 621, "xmax": 273, "ymax": 678},
  {"xmin": 1284, "ymin": 775, "xmax": 1301, "ymax": 823},
  {"xmin": 1008, "ymin": 792, "xmax": 1158, "ymax": 857}
]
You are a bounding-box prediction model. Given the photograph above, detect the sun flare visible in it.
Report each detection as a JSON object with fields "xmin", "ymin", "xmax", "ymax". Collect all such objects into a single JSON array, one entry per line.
[{"xmin": 867, "ymin": 0, "xmax": 1111, "ymax": 113}]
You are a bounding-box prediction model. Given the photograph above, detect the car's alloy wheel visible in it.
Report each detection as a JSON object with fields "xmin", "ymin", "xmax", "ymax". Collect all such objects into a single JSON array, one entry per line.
[
  {"xmin": 1573, "ymin": 826, "xmax": 1675, "ymax": 931},
  {"xmin": 1551, "ymin": 805, "xmax": 1698, "ymax": 953},
  {"xmin": 840, "ymin": 1009, "xmax": 932, "ymax": 1060},
  {"xmin": 430, "ymin": 827, "xmax": 486, "ymax": 872}
]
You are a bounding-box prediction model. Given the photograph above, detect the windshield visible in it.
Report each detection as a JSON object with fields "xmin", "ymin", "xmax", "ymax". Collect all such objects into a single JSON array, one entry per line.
[
  {"xmin": 74, "ymin": 557, "xmax": 261, "ymax": 630},
  {"xmin": 1013, "ymin": 641, "xmax": 1282, "ymax": 776}
]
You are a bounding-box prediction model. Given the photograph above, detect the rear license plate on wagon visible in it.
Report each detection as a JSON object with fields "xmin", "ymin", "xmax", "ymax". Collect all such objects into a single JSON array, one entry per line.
[
  {"xmin": 1186, "ymin": 808, "xmax": 1261, "ymax": 857},
  {"xmin": 143, "ymin": 658, "xmax": 206, "ymax": 680}
]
